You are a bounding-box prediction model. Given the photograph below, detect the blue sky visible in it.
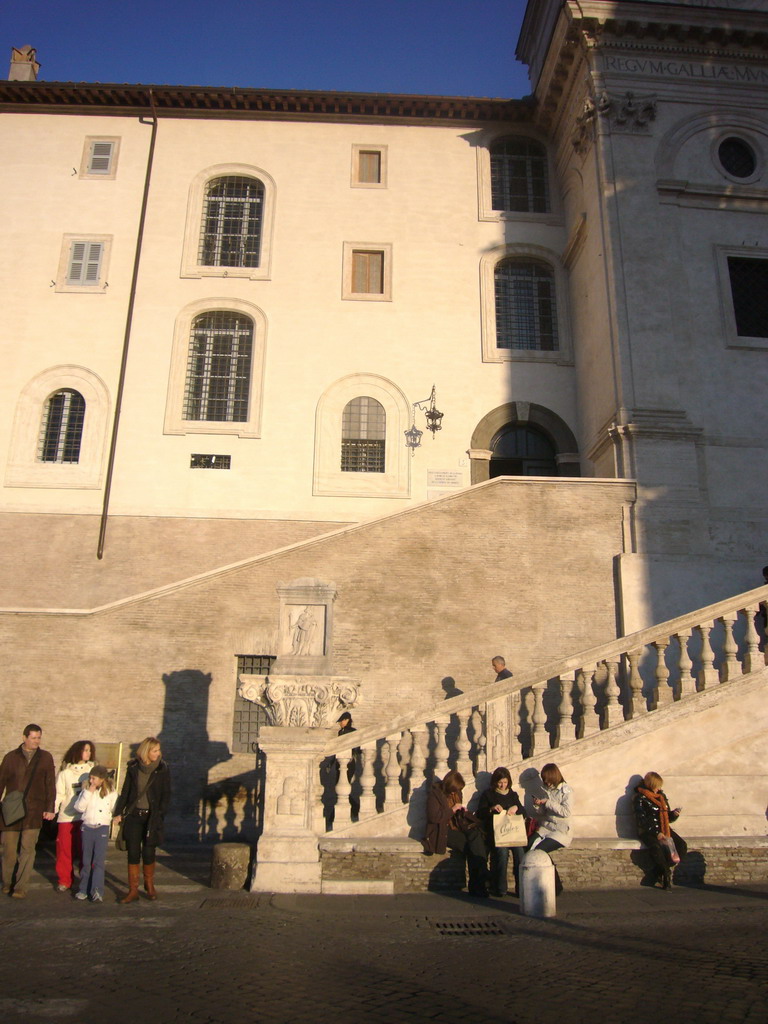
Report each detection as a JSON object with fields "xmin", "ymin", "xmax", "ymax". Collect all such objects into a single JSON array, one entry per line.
[{"xmin": 5, "ymin": 0, "xmax": 532, "ymax": 98}]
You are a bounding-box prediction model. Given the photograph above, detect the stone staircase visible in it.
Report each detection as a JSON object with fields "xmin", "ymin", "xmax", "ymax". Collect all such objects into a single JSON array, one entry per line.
[{"xmin": 314, "ymin": 584, "xmax": 768, "ymax": 892}]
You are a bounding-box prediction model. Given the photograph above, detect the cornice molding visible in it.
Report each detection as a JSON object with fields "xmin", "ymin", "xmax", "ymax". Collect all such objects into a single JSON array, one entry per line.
[{"xmin": 0, "ymin": 81, "xmax": 535, "ymax": 125}]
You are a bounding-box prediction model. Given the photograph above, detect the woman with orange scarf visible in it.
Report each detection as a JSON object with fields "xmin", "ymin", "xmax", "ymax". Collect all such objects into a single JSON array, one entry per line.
[{"xmin": 633, "ymin": 771, "xmax": 687, "ymax": 889}]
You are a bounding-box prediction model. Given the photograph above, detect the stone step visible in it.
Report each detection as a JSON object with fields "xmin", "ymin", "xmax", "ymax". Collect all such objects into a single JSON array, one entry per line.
[{"xmin": 319, "ymin": 836, "xmax": 768, "ymax": 893}]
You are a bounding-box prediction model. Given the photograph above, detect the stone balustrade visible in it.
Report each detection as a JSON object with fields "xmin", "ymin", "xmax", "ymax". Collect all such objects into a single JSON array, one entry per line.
[{"xmin": 320, "ymin": 584, "xmax": 768, "ymax": 831}]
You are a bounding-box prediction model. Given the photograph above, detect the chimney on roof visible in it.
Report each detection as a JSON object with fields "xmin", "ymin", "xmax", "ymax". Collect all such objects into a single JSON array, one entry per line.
[{"xmin": 9, "ymin": 45, "xmax": 40, "ymax": 82}]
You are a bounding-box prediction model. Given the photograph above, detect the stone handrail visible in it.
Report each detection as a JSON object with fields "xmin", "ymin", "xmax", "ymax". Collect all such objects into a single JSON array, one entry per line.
[{"xmin": 320, "ymin": 583, "xmax": 768, "ymax": 831}]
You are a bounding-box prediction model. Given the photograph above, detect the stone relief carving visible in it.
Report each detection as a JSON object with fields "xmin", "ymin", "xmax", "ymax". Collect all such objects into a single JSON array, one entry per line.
[
  {"xmin": 573, "ymin": 89, "xmax": 657, "ymax": 152},
  {"xmin": 276, "ymin": 777, "xmax": 304, "ymax": 816},
  {"xmin": 238, "ymin": 674, "xmax": 360, "ymax": 727},
  {"xmin": 289, "ymin": 605, "xmax": 320, "ymax": 656},
  {"xmin": 604, "ymin": 91, "xmax": 658, "ymax": 132}
]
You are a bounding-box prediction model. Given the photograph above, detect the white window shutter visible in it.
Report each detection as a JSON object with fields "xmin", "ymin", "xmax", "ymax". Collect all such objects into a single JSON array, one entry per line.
[
  {"xmin": 89, "ymin": 141, "xmax": 114, "ymax": 174},
  {"xmin": 67, "ymin": 240, "xmax": 103, "ymax": 285},
  {"xmin": 84, "ymin": 243, "xmax": 103, "ymax": 283}
]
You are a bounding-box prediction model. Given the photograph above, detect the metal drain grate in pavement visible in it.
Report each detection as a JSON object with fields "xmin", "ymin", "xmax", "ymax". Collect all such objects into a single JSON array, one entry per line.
[
  {"xmin": 430, "ymin": 919, "xmax": 508, "ymax": 936},
  {"xmin": 199, "ymin": 895, "xmax": 261, "ymax": 910}
]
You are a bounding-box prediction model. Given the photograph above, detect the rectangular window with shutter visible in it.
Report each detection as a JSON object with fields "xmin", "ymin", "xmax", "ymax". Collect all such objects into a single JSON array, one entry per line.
[
  {"xmin": 343, "ymin": 242, "xmax": 392, "ymax": 301},
  {"xmin": 66, "ymin": 241, "xmax": 104, "ymax": 286},
  {"xmin": 55, "ymin": 235, "xmax": 112, "ymax": 292},
  {"xmin": 351, "ymin": 144, "xmax": 387, "ymax": 188},
  {"xmin": 79, "ymin": 136, "xmax": 120, "ymax": 179}
]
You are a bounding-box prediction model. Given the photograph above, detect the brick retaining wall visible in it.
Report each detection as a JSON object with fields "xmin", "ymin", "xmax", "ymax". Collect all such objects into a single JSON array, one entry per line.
[{"xmin": 319, "ymin": 839, "xmax": 768, "ymax": 892}]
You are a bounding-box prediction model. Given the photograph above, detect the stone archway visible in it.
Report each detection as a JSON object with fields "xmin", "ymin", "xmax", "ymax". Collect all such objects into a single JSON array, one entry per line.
[{"xmin": 468, "ymin": 401, "xmax": 580, "ymax": 484}]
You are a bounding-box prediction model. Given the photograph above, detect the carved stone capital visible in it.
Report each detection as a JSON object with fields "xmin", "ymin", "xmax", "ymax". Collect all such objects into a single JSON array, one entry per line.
[
  {"xmin": 599, "ymin": 91, "xmax": 658, "ymax": 133},
  {"xmin": 238, "ymin": 673, "xmax": 360, "ymax": 728}
]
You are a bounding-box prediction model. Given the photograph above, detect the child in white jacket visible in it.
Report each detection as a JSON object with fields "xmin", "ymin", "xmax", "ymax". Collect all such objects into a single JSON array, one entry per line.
[{"xmin": 73, "ymin": 765, "xmax": 117, "ymax": 902}]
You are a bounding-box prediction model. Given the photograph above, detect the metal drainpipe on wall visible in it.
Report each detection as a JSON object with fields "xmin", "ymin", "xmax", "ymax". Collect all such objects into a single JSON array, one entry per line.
[{"xmin": 97, "ymin": 90, "xmax": 158, "ymax": 559}]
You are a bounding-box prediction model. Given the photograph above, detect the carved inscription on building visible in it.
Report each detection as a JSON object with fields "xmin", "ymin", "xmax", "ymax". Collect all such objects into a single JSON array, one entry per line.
[{"xmin": 604, "ymin": 55, "xmax": 768, "ymax": 84}]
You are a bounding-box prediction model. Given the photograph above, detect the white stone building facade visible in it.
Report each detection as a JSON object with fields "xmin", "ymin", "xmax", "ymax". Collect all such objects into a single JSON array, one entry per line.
[{"xmin": 0, "ymin": 2, "xmax": 766, "ymax": 846}]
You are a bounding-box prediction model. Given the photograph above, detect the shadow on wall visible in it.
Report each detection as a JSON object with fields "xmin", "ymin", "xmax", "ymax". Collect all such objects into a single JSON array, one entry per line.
[{"xmin": 158, "ymin": 669, "xmax": 236, "ymax": 841}]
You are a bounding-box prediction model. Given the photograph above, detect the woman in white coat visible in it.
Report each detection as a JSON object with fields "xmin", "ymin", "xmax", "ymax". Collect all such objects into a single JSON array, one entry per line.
[
  {"xmin": 527, "ymin": 763, "xmax": 573, "ymax": 894},
  {"xmin": 54, "ymin": 740, "xmax": 96, "ymax": 892}
]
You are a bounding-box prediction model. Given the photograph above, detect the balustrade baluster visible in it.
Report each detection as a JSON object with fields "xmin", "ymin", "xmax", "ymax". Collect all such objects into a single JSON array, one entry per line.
[
  {"xmin": 530, "ymin": 682, "xmax": 548, "ymax": 755},
  {"xmin": 433, "ymin": 716, "xmax": 450, "ymax": 778},
  {"xmin": 743, "ymin": 605, "xmax": 761, "ymax": 674},
  {"xmin": 579, "ymin": 668, "xmax": 599, "ymax": 737},
  {"xmin": 556, "ymin": 673, "xmax": 575, "ymax": 747},
  {"xmin": 312, "ymin": 773, "xmax": 326, "ymax": 835},
  {"xmin": 719, "ymin": 612, "xmax": 739, "ymax": 682},
  {"xmin": 410, "ymin": 727, "xmax": 429, "ymax": 786},
  {"xmin": 674, "ymin": 629, "xmax": 695, "ymax": 698},
  {"xmin": 626, "ymin": 649, "xmax": 645, "ymax": 718},
  {"xmin": 471, "ymin": 707, "xmax": 487, "ymax": 775},
  {"xmin": 335, "ymin": 748, "xmax": 353, "ymax": 825},
  {"xmin": 383, "ymin": 735, "xmax": 402, "ymax": 809},
  {"xmin": 455, "ymin": 710, "xmax": 474, "ymax": 780},
  {"xmin": 603, "ymin": 658, "xmax": 623, "ymax": 727},
  {"xmin": 696, "ymin": 622, "xmax": 719, "ymax": 689},
  {"xmin": 652, "ymin": 639, "xmax": 671, "ymax": 707},
  {"xmin": 357, "ymin": 743, "xmax": 378, "ymax": 818},
  {"xmin": 510, "ymin": 690, "xmax": 523, "ymax": 759}
]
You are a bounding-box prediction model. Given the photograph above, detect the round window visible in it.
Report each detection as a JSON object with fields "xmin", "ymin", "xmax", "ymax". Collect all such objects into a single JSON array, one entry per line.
[{"xmin": 717, "ymin": 137, "xmax": 757, "ymax": 179}]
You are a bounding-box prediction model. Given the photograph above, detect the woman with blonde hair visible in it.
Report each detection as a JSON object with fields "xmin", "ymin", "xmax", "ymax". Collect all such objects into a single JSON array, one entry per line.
[
  {"xmin": 113, "ymin": 737, "xmax": 171, "ymax": 904},
  {"xmin": 634, "ymin": 771, "xmax": 686, "ymax": 889}
]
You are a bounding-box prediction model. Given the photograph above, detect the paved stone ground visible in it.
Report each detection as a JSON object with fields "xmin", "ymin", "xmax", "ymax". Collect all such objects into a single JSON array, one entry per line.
[{"xmin": 0, "ymin": 843, "xmax": 766, "ymax": 1024}]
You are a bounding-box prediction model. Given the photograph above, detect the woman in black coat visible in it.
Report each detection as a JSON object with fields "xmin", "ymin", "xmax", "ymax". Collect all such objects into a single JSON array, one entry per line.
[
  {"xmin": 476, "ymin": 766, "xmax": 524, "ymax": 897},
  {"xmin": 633, "ymin": 771, "xmax": 686, "ymax": 889},
  {"xmin": 113, "ymin": 737, "xmax": 171, "ymax": 903}
]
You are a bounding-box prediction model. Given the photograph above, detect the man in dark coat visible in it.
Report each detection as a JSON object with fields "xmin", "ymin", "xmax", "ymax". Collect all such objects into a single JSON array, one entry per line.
[{"xmin": 0, "ymin": 724, "xmax": 56, "ymax": 898}]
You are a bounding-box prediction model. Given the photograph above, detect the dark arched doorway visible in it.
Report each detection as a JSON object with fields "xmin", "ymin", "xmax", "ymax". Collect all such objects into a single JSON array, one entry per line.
[{"xmin": 489, "ymin": 424, "xmax": 558, "ymax": 477}]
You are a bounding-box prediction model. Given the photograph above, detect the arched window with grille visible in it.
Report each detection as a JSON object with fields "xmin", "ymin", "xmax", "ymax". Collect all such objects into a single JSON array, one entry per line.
[
  {"xmin": 183, "ymin": 312, "xmax": 253, "ymax": 422},
  {"xmin": 490, "ymin": 137, "xmax": 549, "ymax": 214},
  {"xmin": 199, "ymin": 176, "xmax": 264, "ymax": 268},
  {"xmin": 495, "ymin": 258, "xmax": 559, "ymax": 352},
  {"xmin": 38, "ymin": 389, "xmax": 86, "ymax": 463},
  {"xmin": 341, "ymin": 396, "xmax": 386, "ymax": 473}
]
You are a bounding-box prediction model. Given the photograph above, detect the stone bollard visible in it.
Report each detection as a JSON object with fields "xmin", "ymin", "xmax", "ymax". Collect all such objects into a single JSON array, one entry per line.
[
  {"xmin": 520, "ymin": 848, "xmax": 556, "ymax": 918},
  {"xmin": 210, "ymin": 842, "xmax": 252, "ymax": 890}
]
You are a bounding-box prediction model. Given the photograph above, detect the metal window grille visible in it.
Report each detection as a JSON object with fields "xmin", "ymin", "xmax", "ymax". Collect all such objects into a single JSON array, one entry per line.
[
  {"xmin": 728, "ymin": 257, "xmax": 768, "ymax": 338},
  {"xmin": 495, "ymin": 259, "xmax": 559, "ymax": 351},
  {"xmin": 66, "ymin": 240, "xmax": 103, "ymax": 285},
  {"xmin": 88, "ymin": 141, "xmax": 114, "ymax": 174},
  {"xmin": 718, "ymin": 138, "xmax": 756, "ymax": 179},
  {"xmin": 190, "ymin": 454, "xmax": 232, "ymax": 469},
  {"xmin": 233, "ymin": 655, "xmax": 275, "ymax": 753},
  {"xmin": 38, "ymin": 389, "xmax": 85, "ymax": 463},
  {"xmin": 199, "ymin": 176, "xmax": 264, "ymax": 268},
  {"xmin": 489, "ymin": 425, "xmax": 558, "ymax": 477},
  {"xmin": 183, "ymin": 312, "xmax": 253, "ymax": 422},
  {"xmin": 490, "ymin": 137, "xmax": 549, "ymax": 213},
  {"xmin": 341, "ymin": 396, "xmax": 386, "ymax": 472},
  {"xmin": 358, "ymin": 150, "xmax": 382, "ymax": 184},
  {"xmin": 351, "ymin": 250, "xmax": 384, "ymax": 293}
]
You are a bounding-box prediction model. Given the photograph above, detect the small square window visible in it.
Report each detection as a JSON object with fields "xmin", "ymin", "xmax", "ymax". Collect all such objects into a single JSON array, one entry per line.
[
  {"xmin": 342, "ymin": 242, "xmax": 392, "ymax": 301},
  {"xmin": 351, "ymin": 145, "xmax": 387, "ymax": 188},
  {"xmin": 79, "ymin": 137, "xmax": 120, "ymax": 179},
  {"xmin": 55, "ymin": 235, "xmax": 112, "ymax": 293}
]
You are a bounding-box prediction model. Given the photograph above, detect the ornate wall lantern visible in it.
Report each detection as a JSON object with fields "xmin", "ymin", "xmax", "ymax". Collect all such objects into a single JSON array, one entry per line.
[{"xmin": 404, "ymin": 385, "xmax": 443, "ymax": 452}]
